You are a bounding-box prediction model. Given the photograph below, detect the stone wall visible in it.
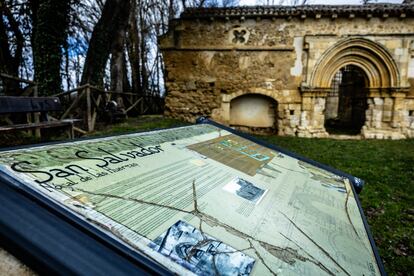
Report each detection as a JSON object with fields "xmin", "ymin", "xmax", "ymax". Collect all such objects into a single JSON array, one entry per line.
[{"xmin": 160, "ymin": 4, "xmax": 414, "ymax": 139}]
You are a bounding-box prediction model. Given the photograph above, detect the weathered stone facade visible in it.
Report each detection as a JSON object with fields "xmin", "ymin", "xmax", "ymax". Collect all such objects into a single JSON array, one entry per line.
[{"xmin": 160, "ymin": 4, "xmax": 414, "ymax": 139}]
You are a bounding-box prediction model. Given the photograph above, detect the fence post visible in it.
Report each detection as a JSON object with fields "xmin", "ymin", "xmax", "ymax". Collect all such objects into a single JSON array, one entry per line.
[
  {"xmin": 91, "ymin": 94, "xmax": 102, "ymax": 131},
  {"xmin": 86, "ymin": 85, "xmax": 93, "ymax": 132},
  {"xmin": 33, "ymin": 85, "xmax": 41, "ymax": 138}
]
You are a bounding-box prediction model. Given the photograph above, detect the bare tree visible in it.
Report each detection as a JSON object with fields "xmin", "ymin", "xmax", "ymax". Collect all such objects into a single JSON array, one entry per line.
[
  {"xmin": 0, "ymin": 0, "xmax": 27, "ymax": 94},
  {"xmin": 80, "ymin": 0, "xmax": 131, "ymax": 87},
  {"xmin": 1, "ymin": 0, "xmax": 244, "ymax": 99},
  {"xmin": 30, "ymin": 0, "xmax": 74, "ymax": 96}
]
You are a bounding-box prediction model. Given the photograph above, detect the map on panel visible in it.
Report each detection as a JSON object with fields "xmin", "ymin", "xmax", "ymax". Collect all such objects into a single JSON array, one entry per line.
[{"xmin": 0, "ymin": 124, "xmax": 380, "ymax": 275}]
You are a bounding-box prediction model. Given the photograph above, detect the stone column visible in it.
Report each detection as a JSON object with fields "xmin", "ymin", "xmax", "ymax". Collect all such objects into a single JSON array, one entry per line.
[
  {"xmin": 390, "ymin": 92, "xmax": 408, "ymax": 139},
  {"xmin": 373, "ymin": 97, "xmax": 384, "ymax": 129},
  {"xmin": 391, "ymin": 93, "xmax": 406, "ymax": 128},
  {"xmin": 313, "ymin": 97, "xmax": 327, "ymax": 130},
  {"xmin": 297, "ymin": 91, "xmax": 329, "ymax": 138},
  {"xmin": 363, "ymin": 97, "xmax": 373, "ymax": 129}
]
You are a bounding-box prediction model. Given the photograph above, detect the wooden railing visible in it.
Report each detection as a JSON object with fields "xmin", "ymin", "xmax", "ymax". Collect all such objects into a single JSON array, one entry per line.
[
  {"xmin": 1, "ymin": 74, "xmax": 165, "ymax": 135},
  {"xmin": 53, "ymin": 84, "xmax": 164, "ymax": 133},
  {"xmin": 0, "ymin": 73, "xmax": 41, "ymax": 137}
]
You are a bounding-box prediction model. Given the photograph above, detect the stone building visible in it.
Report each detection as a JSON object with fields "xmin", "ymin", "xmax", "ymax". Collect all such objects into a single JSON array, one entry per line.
[{"xmin": 160, "ymin": 4, "xmax": 414, "ymax": 138}]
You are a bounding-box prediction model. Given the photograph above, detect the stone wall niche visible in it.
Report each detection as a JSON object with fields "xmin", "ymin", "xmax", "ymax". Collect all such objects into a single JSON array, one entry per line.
[{"xmin": 229, "ymin": 94, "xmax": 278, "ymax": 134}]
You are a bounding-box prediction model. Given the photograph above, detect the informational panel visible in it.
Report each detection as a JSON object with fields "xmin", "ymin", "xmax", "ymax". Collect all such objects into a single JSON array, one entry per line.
[{"xmin": 0, "ymin": 124, "xmax": 381, "ymax": 275}]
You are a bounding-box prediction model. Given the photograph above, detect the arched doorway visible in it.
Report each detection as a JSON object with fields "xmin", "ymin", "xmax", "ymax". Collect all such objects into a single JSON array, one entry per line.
[
  {"xmin": 302, "ymin": 38, "xmax": 402, "ymax": 138},
  {"xmin": 229, "ymin": 94, "xmax": 278, "ymax": 134},
  {"xmin": 325, "ymin": 65, "xmax": 368, "ymax": 134}
]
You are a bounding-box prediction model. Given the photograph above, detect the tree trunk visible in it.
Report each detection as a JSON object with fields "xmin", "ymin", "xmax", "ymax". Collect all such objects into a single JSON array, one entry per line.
[
  {"xmin": 139, "ymin": 5, "xmax": 148, "ymax": 95},
  {"xmin": 109, "ymin": 0, "xmax": 131, "ymax": 94},
  {"xmin": 31, "ymin": 0, "xmax": 71, "ymax": 96},
  {"xmin": 110, "ymin": 36, "xmax": 126, "ymax": 92},
  {"xmin": 81, "ymin": 0, "xmax": 131, "ymax": 87},
  {"xmin": 127, "ymin": 0, "xmax": 142, "ymax": 95},
  {"xmin": 0, "ymin": 1, "xmax": 24, "ymax": 95},
  {"xmin": 122, "ymin": 52, "xmax": 131, "ymax": 92}
]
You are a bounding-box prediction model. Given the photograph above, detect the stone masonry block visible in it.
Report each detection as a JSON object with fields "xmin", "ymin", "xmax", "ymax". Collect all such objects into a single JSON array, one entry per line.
[{"xmin": 373, "ymin": 97, "xmax": 384, "ymax": 105}]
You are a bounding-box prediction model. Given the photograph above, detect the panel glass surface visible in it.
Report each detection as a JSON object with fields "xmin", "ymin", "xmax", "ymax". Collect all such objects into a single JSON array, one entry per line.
[{"xmin": 0, "ymin": 124, "xmax": 380, "ymax": 275}]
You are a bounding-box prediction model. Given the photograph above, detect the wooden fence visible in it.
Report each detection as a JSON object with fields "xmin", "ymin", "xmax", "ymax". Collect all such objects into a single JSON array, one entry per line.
[
  {"xmin": 0, "ymin": 73, "xmax": 41, "ymax": 137},
  {"xmin": 53, "ymin": 84, "xmax": 164, "ymax": 133},
  {"xmin": 1, "ymin": 74, "xmax": 165, "ymax": 135}
]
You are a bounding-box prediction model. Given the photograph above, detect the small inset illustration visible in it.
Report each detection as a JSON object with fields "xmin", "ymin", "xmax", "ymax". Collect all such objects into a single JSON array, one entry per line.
[
  {"xmin": 187, "ymin": 135, "xmax": 275, "ymax": 176},
  {"xmin": 149, "ymin": 220, "xmax": 255, "ymax": 276},
  {"xmin": 223, "ymin": 177, "xmax": 267, "ymax": 205}
]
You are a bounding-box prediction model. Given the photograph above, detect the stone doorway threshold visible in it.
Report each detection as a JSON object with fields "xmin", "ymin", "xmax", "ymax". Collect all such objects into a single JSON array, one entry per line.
[{"xmin": 328, "ymin": 134, "xmax": 362, "ymax": 140}]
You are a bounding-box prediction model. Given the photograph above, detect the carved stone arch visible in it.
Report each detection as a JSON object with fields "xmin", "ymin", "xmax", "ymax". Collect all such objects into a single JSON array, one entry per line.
[
  {"xmin": 222, "ymin": 89, "xmax": 280, "ymax": 134},
  {"xmin": 323, "ymin": 56, "xmax": 380, "ymax": 87},
  {"xmin": 309, "ymin": 38, "xmax": 400, "ymax": 89},
  {"xmin": 224, "ymin": 88, "xmax": 280, "ymax": 103}
]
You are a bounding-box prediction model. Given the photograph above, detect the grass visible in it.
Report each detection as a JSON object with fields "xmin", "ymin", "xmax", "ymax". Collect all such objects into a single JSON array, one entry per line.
[
  {"xmin": 86, "ymin": 115, "xmax": 189, "ymax": 137},
  {"xmin": 1, "ymin": 116, "xmax": 412, "ymax": 275}
]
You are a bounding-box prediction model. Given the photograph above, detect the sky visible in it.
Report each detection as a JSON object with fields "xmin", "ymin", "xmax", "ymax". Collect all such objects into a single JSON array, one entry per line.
[{"xmin": 239, "ymin": 0, "xmax": 404, "ymax": 5}]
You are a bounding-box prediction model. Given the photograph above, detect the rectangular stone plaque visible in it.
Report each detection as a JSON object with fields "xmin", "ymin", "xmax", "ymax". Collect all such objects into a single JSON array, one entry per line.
[{"xmin": 0, "ymin": 122, "xmax": 384, "ymax": 275}]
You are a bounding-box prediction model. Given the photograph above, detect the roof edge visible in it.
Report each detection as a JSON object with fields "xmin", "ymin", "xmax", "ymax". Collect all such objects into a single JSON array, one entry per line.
[{"xmin": 180, "ymin": 4, "xmax": 414, "ymax": 19}]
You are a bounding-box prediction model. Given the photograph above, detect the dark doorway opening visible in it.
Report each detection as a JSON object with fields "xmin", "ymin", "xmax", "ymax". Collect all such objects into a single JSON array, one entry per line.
[{"xmin": 325, "ymin": 65, "xmax": 368, "ymax": 135}]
